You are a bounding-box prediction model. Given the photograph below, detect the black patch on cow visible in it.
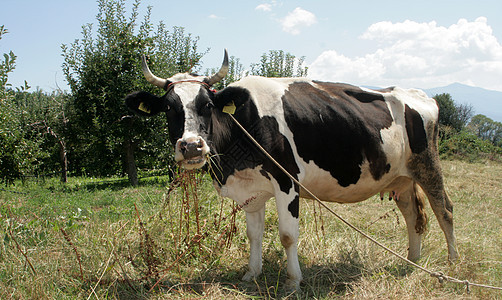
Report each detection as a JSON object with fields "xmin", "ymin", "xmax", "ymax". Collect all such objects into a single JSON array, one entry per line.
[
  {"xmin": 213, "ymin": 86, "xmax": 251, "ymax": 113},
  {"xmin": 282, "ymin": 81, "xmax": 393, "ymax": 187},
  {"xmin": 162, "ymin": 91, "xmax": 185, "ymax": 143},
  {"xmin": 260, "ymin": 169, "xmax": 271, "ymax": 180},
  {"xmin": 209, "ymin": 86, "xmax": 300, "ymax": 194},
  {"xmin": 404, "ymin": 105, "xmax": 428, "ymax": 154},
  {"xmin": 288, "ymin": 195, "xmax": 300, "ymax": 219},
  {"xmin": 345, "ymin": 90, "xmax": 385, "ymax": 103},
  {"xmin": 125, "ymin": 91, "xmax": 168, "ymax": 116},
  {"xmin": 124, "ymin": 90, "xmax": 185, "ymax": 144}
]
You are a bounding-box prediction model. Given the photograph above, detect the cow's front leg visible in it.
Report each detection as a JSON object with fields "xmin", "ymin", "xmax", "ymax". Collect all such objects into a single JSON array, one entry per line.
[
  {"xmin": 276, "ymin": 191, "xmax": 302, "ymax": 291},
  {"xmin": 242, "ymin": 205, "xmax": 265, "ymax": 282}
]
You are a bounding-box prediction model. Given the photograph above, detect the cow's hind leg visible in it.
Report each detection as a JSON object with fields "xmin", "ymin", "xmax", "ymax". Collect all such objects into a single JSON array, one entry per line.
[
  {"xmin": 408, "ymin": 149, "xmax": 459, "ymax": 262},
  {"xmin": 394, "ymin": 182, "xmax": 428, "ymax": 262}
]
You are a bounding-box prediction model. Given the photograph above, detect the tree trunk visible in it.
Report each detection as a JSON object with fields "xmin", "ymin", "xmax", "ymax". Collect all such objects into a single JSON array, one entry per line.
[
  {"xmin": 59, "ymin": 140, "xmax": 68, "ymax": 183},
  {"xmin": 124, "ymin": 138, "xmax": 138, "ymax": 186}
]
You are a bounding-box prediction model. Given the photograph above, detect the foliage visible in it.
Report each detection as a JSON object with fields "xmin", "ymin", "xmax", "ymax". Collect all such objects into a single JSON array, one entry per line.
[
  {"xmin": 438, "ymin": 125, "xmax": 502, "ymax": 161},
  {"xmin": 433, "ymin": 93, "xmax": 502, "ymax": 162},
  {"xmin": 433, "ymin": 93, "xmax": 473, "ymax": 132},
  {"xmin": 12, "ymin": 89, "xmax": 70, "ymax": 181},
  {"xmin": 0, "ymin": 99, "xmax": 41, "ymax": 185},
  {"xmin": 0, "ymin": 26, "xmax": 41, "ymax": 185},
  {"xmin": 250, "ymin": 50, "xmax": 308, "ymax": 78},
  {"xmin": 208, "ymin": 50, "xmax": 308, "ymax": 90},
  {"xmin": 469, "ymin": 114, "xmax": 502, "ymax": 147},
  {"xmin": 61, "ymin": 0, "xmax": 206, "ymax": 182},
  {"xmin": 0, "ymin": 26, "xmax": 17, "ymax": 96}
]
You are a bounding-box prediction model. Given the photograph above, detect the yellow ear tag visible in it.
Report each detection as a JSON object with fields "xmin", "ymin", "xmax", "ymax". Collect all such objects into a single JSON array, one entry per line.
[
  {"xmin": 138, "ymin": 102, "xmax": 151, "ymax": 114},
  {"xmin": 222, "ymin": 101, "xmax": 236, "ymax": 114}
]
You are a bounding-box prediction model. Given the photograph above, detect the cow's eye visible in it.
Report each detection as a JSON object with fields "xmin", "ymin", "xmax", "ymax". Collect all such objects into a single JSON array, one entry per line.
[{"xmin": 201, "ymin": 102, "xmax": 214, "ymax": 115}]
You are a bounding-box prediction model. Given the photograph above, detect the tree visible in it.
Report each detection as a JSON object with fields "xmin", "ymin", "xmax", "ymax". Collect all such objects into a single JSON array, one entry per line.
[
  {"xmin": 433, "ymin": 93, "xmax": 473, "ymax": 132},
  {"xmin": 250, "ymin": 50, "xmax": 308, "ymax": 78},
  {"xmin": 469, "ymin": 114, "xmax": 502, "ymax": 147},
  {"xmin": 61, "ymin": 0, "xmax": 206, "ymax": 184},
  {"xmin": 207, "ymin": 50, "xmax": 308, "ymax": 89},
  {"xmin": 0, "ymin": 26, "xmax": 39, "ymax": 184},
  {"xmin": 0, "ymin": 26, "xmax": 16, "ymax": 97},
  {"xmin": 13, "ymin": 89, "xmax": 70, "ymax": 182}
]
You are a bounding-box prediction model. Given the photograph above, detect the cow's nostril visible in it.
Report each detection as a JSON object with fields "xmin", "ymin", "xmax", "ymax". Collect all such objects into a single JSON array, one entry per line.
[{"xmin": 179, "ymin": 141, "xmax": 188, "ymax": 152}]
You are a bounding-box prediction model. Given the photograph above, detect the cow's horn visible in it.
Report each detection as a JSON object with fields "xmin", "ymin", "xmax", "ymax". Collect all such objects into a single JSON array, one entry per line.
[
  {"xmin": 207, "ymin": 49, "xmax": 229, "ymax": 86},
  {"xmin": 141, "ymin": 55, "xmax": 168, "ymax": 89}
]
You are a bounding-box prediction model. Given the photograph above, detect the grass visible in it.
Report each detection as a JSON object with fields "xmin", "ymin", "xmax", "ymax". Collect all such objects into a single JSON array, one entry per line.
[{"xmin": 0, "ymin": 160, "xmax": 501, "ymax": 299}]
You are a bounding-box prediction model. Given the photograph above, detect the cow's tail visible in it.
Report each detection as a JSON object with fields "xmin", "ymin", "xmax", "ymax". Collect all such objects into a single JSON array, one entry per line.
[{"xmin": 414, "ymin": 182, "xmax": 428, "ymax": 235}]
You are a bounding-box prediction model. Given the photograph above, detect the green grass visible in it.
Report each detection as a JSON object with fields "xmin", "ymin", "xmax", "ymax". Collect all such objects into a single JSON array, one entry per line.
[{"xmin": 1, "ymin": 160, "xmax": 501, "ymax": 299}]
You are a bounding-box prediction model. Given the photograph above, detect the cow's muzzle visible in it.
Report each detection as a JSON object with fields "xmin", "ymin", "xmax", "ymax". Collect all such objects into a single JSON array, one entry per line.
[{"xmin": 175, "ymin": 136, "xmax": 210, "ymax": 170}]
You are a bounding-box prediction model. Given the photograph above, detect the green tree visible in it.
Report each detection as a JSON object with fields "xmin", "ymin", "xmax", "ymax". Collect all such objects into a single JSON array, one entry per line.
[
  {"xmin": 469, "ymin": 114, "xmax": 502, "ymax": 147},
  {"xmin": 208, "ymin": 50, "xmax": 308, "ymax": 89},
  {"xmin": 250, "ymin": 50, "xmax": 308, "ymax": 78},
  {"xmin": 0, "ymin": 26, "xmax": 39, "ymax": 184},
  {"xmin": 0, "ymin": 26, "xmax": 16, "ymax": 97},
  {"xmin": 433, "ymin": 93, "xmax": 473, "ymax": 132},
  {"xmin": 61, "ymin": 0, "xmax": 206, "ymax": 184},
  {"xmin": 13, "ymin": 89, "xmax": 70, "ymax": 182}
]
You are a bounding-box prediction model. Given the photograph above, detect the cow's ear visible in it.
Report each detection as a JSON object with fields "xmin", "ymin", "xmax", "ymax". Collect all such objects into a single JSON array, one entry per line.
[
  {"xmin": 213, "ymin": 87, "xmax": 251, "ymax": 114},
  {"xmin": 124, "ymin": 91, "xmax": 166, "ymax": 117}
]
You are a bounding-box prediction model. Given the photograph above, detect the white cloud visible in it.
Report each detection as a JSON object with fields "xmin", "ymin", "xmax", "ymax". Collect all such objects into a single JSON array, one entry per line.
[
  {"xmin": 309, "ymin": 17, "xmax": 502, "ymax": 91},
  {"xmin": 256, "ymin": 3, "xmax": 273, "ymax": 12},
  {"xmin": 281, "ymin": 7, "xmax": 317, "ymax": 35},
  {"xmin": 208, "ymin": 14, "xmax": 223, "ymax": 20}
]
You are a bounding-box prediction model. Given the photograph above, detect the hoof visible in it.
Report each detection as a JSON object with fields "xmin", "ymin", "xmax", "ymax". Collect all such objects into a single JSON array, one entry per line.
[
  {"xmin": 284, "ymin": 278, "xmax": 301, "ymax": 293},
  {"xmin": 242, "ymin": 270, "xmax": 259, "ymax": 282},
  {"xmin": 448, "ymin": 252, "xmax": 460, "ymax": 264},
  {"xmin": 407, "ymin": 253, "xmax": 420, "ymax": 263}
]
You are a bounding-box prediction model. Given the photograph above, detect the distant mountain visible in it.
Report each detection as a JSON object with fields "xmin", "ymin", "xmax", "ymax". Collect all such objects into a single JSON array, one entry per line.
[{"xmin": 423, "ymin": 83, "xmax": 502, "ymax": 122}]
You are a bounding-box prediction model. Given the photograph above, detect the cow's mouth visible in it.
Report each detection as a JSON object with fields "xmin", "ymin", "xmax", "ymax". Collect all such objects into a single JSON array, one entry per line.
[{"xmin": 179, "ymin": 156, "xmax": 207, "ymax": 170}]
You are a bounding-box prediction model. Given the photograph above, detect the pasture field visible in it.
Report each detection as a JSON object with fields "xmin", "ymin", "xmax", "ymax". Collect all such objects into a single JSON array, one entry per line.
[{"xmin": 0, "ymin": 160, "xmax": 501, "ymax": 299}]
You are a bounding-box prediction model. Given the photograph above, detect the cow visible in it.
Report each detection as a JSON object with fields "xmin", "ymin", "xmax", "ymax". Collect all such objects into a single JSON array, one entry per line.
[{"xmin": 125, "ymin": 50, "xmax": 459, "ymax": 290}]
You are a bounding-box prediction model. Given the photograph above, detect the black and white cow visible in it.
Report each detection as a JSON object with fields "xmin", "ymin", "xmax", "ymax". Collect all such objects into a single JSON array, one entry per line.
[{"xmin": 125, "ymin": 50, "xmax": 458, "ymax": 290}]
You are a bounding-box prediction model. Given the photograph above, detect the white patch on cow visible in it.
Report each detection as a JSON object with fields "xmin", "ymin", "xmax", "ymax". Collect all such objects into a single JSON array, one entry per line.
[
  {"xmin": 299, "ymin": 159, "xmax": 390, "ymax": 203},
  {"xmin": 379, "ymin": 92, "xmax": 409, "ymax": 174},
  {"xmin": 169, "ymin": 78, "xmax": 211, "ymax": 168},
  {"xmin": 216, "ymin": 166, "xmax": 273, "ymax": 212},
  {"xmin": 391, "ymin": 87, "xmax": 438, "ymax": 125},
  {"xmin": 230, "ymin": 76, "xmax": 307, "ymax": 124},
  {"xmin": 173, "ymin": 81, "xmax": 204, "ymax": 135}
]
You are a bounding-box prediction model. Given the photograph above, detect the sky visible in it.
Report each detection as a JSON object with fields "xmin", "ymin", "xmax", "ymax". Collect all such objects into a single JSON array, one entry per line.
[{"xmin": 1, "ymin": 0, "xmax": 502, "ymax": 93}]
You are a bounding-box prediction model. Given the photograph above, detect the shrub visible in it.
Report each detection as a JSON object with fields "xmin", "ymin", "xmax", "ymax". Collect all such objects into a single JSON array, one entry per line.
[{"xmin": 439, "ymin": 126, "xmax": 502, "ymax": 161}]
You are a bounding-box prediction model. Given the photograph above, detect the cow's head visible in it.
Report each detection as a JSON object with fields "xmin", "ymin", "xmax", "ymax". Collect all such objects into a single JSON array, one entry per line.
[{"xmin": 125, "ymin": 50, "xmax": 229, "ymax": 170}]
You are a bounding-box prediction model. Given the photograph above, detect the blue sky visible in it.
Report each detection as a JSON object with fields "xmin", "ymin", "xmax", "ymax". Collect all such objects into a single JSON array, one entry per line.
[{"xmin": 1, "ymin": 0, "xmax": 502, "ymax": 92}]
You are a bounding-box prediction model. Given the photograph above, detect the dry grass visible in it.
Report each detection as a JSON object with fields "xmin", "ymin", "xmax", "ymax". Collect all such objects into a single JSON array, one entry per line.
[{"xmin": 0, "ymin": 160, "xmax": 501, "ymax": 299}]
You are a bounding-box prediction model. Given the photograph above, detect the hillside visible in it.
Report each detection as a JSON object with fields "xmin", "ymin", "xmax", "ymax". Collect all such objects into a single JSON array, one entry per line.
[{"xmin": 424, "ymin": 83, "xmax": 502, "ymax": 122}]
